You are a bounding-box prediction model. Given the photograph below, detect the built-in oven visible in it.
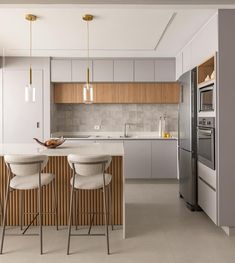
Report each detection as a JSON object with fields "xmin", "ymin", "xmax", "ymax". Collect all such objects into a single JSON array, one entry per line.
[
  {"xmin": 197, "ymin": 117, "xmax": 215, "ymax": 170},
  {"xmin": 199, "ymin": 84, "xmax": 214, "ymax": 112}
]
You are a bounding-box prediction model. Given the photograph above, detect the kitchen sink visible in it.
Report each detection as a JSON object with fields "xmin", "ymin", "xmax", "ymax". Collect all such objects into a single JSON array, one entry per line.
[{"xmin": 64, "ymin": 135, "xmax": 91, "ymax": 139}]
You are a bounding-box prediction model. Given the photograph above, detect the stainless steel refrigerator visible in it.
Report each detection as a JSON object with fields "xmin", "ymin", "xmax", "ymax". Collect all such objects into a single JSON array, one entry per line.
[{"xmin": 178, "ymin": 68, "xmax": 199, "ymax": 211}]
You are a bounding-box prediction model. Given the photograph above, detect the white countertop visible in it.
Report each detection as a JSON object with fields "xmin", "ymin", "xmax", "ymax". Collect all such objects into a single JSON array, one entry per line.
[
  {"xmin": 52, "ymin": 131, "xmax": 178, "ymax": 140},
  {"xmin": 0, "ymin": 142, "xmax": 124, "ymax": 157}
]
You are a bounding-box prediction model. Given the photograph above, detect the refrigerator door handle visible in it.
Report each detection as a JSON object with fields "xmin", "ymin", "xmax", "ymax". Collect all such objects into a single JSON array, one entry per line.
[{"xmin": 181, "ymin": 85, "xmax": 184, "ymax": 103}]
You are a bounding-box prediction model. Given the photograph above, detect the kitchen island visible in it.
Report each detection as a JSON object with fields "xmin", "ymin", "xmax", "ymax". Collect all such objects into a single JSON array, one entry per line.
[{"xmin": 0, "ymin": 142, "xmax": 125, "ymax": 235}]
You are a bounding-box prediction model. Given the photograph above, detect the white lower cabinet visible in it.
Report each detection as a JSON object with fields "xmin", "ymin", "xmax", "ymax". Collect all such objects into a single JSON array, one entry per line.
[
  {"xmin": 151, "ymin": 140, "xmax": 178, "ymax": 178},
  {"xmin": 198, "ymin": 177, "xmax": 217, "ymax": 224},
  {"xmin": 124, "ymin": 140, "xmax": 178, "ymax": 179},
  {"xmin": 124, "ymin": 140, "xmax": 152, "ymax": 179}
]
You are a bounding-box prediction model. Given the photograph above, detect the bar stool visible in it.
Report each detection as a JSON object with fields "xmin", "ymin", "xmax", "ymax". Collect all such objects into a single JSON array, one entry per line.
[
  {"xmin": 0, "ymin": 154, "xmax": 58, "ymax": 255},
  {"xmin": 0, "ymin": 201, "xmax": 2, "ymax": 225},
  {"xmin": 67, "ymin": 154, "xmax": 113, "ymax": 255}
]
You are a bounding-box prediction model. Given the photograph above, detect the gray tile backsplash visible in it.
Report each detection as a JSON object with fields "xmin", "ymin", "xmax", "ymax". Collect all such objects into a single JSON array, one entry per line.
[{"xmin": 52, "ymin": 104, "xmax": 179, "ymax": 133}]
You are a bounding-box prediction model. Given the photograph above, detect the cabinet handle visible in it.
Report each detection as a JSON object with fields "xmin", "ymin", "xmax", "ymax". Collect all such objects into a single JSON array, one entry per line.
[{"xmin": 37, "ymin": 122, "xmax": 40, "ymax": 128}]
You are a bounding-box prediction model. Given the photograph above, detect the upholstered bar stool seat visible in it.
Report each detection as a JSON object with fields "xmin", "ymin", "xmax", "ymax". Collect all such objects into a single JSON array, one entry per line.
[
  {"xmin": 10, "ymin": 173, "xmax": 55, "ymax": 190},
  {"xmin": 71, "ymin": 173, "xmax": 112, "ymax": 190}
]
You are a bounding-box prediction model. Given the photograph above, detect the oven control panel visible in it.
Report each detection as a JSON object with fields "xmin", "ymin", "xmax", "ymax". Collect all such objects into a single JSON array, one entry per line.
[{"xmin": 198, "ymin": 117, "xmax": 215, "ymax": 128}]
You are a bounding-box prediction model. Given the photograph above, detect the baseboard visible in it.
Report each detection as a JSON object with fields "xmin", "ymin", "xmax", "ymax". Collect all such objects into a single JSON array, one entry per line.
[{"xmin": 221, "ymin": 226, "xmax": 235, "ymax": 236}]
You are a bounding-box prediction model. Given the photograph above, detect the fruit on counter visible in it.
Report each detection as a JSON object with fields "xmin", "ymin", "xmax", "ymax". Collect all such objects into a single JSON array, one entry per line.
[{"xmin": 45, "ymin": 139, "xmax": 58, "ymax": 146}]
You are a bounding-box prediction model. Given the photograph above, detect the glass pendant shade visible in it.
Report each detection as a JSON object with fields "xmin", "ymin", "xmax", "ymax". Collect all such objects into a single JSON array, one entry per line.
[
  {"xmin": 25, "ymin": 83, "xmax": 36, "ymax": 103},
  {"xmin": 83, "ymin": 82, "xmax": 94, "ymax": 104}
]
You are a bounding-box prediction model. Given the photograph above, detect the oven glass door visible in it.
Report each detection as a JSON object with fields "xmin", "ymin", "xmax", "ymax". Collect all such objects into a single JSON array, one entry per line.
[
  {"xmin": 197, "ymin": 127, "xmax": 215, "ymax": 169},
  {"xmin": 200, "ymin": 87, "xmax": 214, "ymax": 111}
]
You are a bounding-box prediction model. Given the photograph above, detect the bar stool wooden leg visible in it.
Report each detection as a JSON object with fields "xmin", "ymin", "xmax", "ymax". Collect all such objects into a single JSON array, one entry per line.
[
  {"xmin": 108, "ymin": 185, "xmax": 114, "ymax": 231},
  {"xmin": 52, "ymin": 179, "xmax": 58, "ymax": 231},
  {"xmin": 67, "ymin": 175, "xmax": 75, "ymax": 255},
  {"xmin": 0, "ymin": 200, "xmax": 3, "ymax": 225},
  {"xmin": 0, "ymin": 174, "xmax": 11, "ymax": 254},
  {"xmin": 20, "ymin": 191, "xmax": 25, "ymax": 231},
  {"xmin": 102, "ymin": 175, "xmax": 110, "ymax": 255},
  {"xmin": 38, "ymin": 171, "xmax": 43, "ymax": 255},
  {"xmin": 75, "ymin": 191, "xmax": 78, "ymax": 231}
]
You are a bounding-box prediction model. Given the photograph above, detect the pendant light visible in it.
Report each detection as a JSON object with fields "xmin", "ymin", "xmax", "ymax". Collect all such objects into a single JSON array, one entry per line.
[
  {"xmin": 82, "ymin": 14, "xmax": 94, "ymax": 104},
  {"xmin": 25, "ymin": 14, "xmax": 37, "ymax": 103}
]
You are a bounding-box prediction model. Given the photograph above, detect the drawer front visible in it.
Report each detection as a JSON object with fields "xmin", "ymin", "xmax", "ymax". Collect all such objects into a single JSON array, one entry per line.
[
  {"xmin": 198, "ymin": 177, "xmax": 217, "ymax": 224},
  {"xmin": 198, "ymin": 161, "xmax": 216, "ymax": 189}
]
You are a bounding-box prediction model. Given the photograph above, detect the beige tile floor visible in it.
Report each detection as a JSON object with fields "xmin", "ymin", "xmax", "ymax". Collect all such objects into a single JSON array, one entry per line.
[{"xmin": 1, "ymin": 180, "xmax": 235, "ymax": 263}]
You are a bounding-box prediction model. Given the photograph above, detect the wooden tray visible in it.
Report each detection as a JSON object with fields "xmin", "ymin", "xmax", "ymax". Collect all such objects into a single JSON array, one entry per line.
[{"xmin": 33, "ymin": 137, "xmax": 66, "ymax": 149}]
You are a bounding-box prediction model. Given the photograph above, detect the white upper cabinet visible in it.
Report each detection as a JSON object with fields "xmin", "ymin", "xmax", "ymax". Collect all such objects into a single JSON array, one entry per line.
[
  {"xmin": 155, "ymin": 58, "xmax": 175, "ymax": 82},
  {"xmin": 114, "ymin": 60, "xmax": 134, "ymax": 82},
  {"xmin": 191, "ymin": 15, "xmax": 218, "ymax": 67},
  {"xmin": 51, "ymin": 58, "xmax": 176, "ymax": 83},
  {"xmin": 182, "ymin": 44, "xmax": 192, "ymax": 73},
  {"xmin": 176, "ymin": 14, "xmax": 218, "ymax": 79},
  {"xmin": 72, "ymin": 60, "xmax": 93, "ymax": 82},
  {"xmin": 51, "ymin": 59, "xmax": 71, "ymax": 82},
  {"xmin": 93, "ymin": 59, "xmax": 114, "ymax": 82},
  {"xmin": 175, "ymin": 53, "xmax": 183, "ymax": 80},
  {"xmin": 134, "ymin": 59, "xmax": 155, "ymax": 82}
]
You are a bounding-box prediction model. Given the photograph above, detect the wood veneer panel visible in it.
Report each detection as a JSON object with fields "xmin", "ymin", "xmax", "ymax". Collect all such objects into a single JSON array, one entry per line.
[
  {"xmin": 161, "ymin": 83, "xmax": 180, "ymax": 104},
  {"xmin": 145, "ymin": 83, "xmax": 162, "ymax": 103},
  {"xmin": 0, "ymin": 156, "xmax": 123, "ymax": 226},
  {"xmin": 94, "ymin": 83, "xmax": 119, "ymax": 103},
  {"xmin": 54, "ymin": 83, "xmax": 84, "ymax": 103},
  {"xmin": 118, "ymin": 83, "xmax": 146, "ymax": 103}
]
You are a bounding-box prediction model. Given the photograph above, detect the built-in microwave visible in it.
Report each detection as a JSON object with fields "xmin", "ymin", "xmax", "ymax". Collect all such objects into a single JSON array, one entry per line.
[{"xmin": 199, "ymin": 84, "xmax": 214, "ymax": 112}]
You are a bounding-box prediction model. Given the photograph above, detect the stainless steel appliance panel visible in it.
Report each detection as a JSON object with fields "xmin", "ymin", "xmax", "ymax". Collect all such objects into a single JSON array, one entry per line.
[
  {"xmin": 199, "ymin": 84, "xmax": 214, "ymax": 112},
  {"xmin": 178, "ymin": 68, "xmax": 198, "ymax": 210},
  {"xmin": 178, "ymin": 71, "xmax": 192, "ymax": 152},
  {"xmin": 197, "ymin": 117, "xmax": 215, "ymax": 170},
  {"xmin": 179, "ymin": 148, "xmax": 197, "ymax": 205}
]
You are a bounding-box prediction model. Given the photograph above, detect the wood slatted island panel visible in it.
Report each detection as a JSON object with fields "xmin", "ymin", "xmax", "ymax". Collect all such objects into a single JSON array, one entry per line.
[{"xmin": 0, "ymin": 143, "xmax": 124, "ymax": 228}]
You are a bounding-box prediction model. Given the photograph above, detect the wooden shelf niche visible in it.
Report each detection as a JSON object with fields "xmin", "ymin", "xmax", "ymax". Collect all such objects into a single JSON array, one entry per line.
[{"xmin": 198, "ymin": 56, "xmax": 215, "ymax": 85}]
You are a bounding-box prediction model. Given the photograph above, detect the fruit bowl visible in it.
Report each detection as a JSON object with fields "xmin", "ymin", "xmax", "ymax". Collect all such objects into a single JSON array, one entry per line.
[{"xmin": 33, "ymin": 137, "xmax": 66, "ymax": 149}]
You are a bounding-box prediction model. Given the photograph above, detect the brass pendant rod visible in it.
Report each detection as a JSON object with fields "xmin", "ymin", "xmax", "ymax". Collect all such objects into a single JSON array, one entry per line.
[
  {"xmin": 87, "ymin": 67, "xmax": 90, "ymax": 84},
  {"xmin": 25, "ymin": 14, "xmax": 37, "ymax": 86},
  {"xmin": 29, "ymin": 67, "xmax": 32, "ymax": 85},
  {"xmin": 29, "ymin": 20, "xmax": 32, "ymax": 84},
  {"xmin": 82, "ymin": 14, "xmax": 93, "ymax": 85}
]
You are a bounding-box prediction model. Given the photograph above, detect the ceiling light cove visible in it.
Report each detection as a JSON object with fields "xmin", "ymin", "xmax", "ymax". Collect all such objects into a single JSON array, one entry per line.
[{"xmin": 0, "ymin": 7, "xmax": 217, "ymax": 57}]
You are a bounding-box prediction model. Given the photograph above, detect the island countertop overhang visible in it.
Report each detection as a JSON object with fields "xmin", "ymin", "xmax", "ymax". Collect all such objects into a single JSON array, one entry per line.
[{"xmin": 0, "ymin": 142, "xmax": 124, "ymax": 157}]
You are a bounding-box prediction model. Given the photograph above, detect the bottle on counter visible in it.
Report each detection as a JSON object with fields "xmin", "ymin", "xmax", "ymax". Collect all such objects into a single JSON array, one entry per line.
[
  {"xmin": 158, "ymin": 116, "xmax": 162, "ymax": 137},
  {"xmin": 161, "ymin": 115, "xmax": 166, "ymax": 137}
]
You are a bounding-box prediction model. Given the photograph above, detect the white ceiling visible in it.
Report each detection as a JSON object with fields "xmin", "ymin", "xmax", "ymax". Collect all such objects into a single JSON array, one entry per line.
[{"xmin": 0, "ymin": 5, "xmax": 218, "ymax": 57}]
